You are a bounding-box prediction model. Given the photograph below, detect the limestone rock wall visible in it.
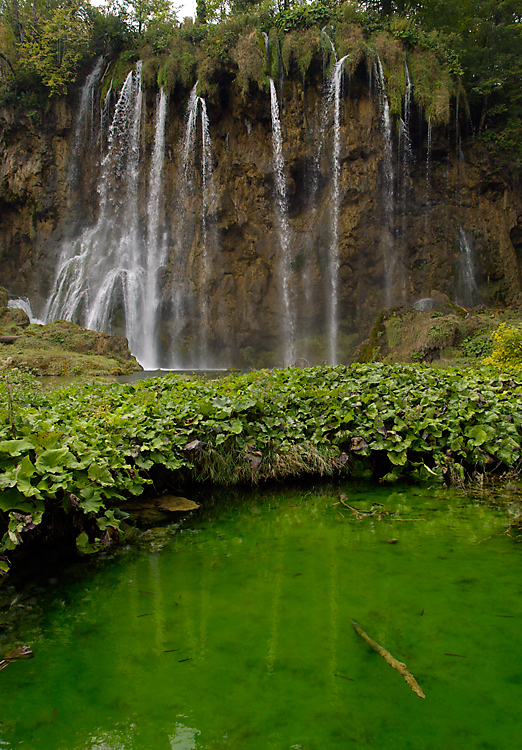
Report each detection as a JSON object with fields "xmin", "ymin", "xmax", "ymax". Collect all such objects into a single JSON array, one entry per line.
[{"xmin": 0, "ymin": 66, "xmax": 521, "ymax": 368}]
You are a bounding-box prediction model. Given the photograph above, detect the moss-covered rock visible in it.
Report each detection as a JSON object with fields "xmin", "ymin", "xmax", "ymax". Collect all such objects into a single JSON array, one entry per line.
[
  {"xmin": 0, "ymin": 318, "xmax": 142, "ymax": 376},
  {"xmin": 356, "ymin": 305, "xmax": 520, "ymax": 366}
]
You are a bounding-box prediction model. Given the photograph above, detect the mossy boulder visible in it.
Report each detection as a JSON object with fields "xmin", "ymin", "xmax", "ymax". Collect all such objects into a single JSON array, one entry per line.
[
  {"xmin": 356, "ymin": 305, "xmax": 519, "ymax": 366},
  {"xmin": 0, "ymin": 318, "xmax": 142, "ymax": 376}
]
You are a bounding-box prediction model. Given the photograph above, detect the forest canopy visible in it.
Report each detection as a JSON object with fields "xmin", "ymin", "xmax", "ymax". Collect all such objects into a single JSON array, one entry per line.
[{"xmin": 0, "ymin": 0, "xmax": 521, "ymax": 165}]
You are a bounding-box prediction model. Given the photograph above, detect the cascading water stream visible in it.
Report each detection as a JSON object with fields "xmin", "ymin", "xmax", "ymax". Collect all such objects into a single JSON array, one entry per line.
[
  {"xmin": 396, "ymin": 57, "xmax": 413, "ymax": 304},
  {"xmin": 424, "ymin": 117, "xmax": 432, "ymax": 236},
  {"xmin": 324, "ymin": 55, "xmax": 348, "ymax": 365},
  {"xmin": 263, "ymin": 32, "xmax": 295, "ymax": 364},
  {"xmin": 170, "ymin": 83, "xmax": 216, "ymax": 368},
  {"xmin": 269, "ymin": 78, "xmax": 295, "ymax": 366},
  {"xmin": 374, "ymin": 56, "xmax": 395, "ymax": 308},
  {"xmin": 68, "ymin": 56, "xmax": 104, "ymax": 190},
  {"xmin": 7, "ymin": 298, "xmax": 44, "ymax": 325},
  {"xmin": 141, "ymin": 88, "xmax": 168, "ymax": 368},
  {"xmin": 171, "ymin": 85, "xmax": 198, "ymax": 355},
  {"xmin": 321, "ymin": 26, "xmax": 337, "ymax": 62},
  {"xmin": 199, "ymin": 97, "xmax": 214, "ymax": 367},
  {"xmin": 457, "ymin": 227, "xmax": 480, "ymax": 307},
  {"xmin": 45, "ymin": 62, "xmax": 147, "ymax": 359}
]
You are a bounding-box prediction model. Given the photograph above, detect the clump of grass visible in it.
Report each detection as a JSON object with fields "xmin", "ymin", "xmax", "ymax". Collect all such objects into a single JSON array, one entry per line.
[
  {"xmin": 335, "ymin": 23, "xmax": 365, "ymax": 75},
  {"xmin": 281, "ymin": 28, "xmax": 322, "ymax": 80},
  {"xmin": 158, "ymin": 41, "xmax": 197, "ymax": 95},
  {"xmin": 483, "ymin": 322, "xmax": 522, "ymax": 368},
  {"xmin": 232, "ymin": 29, "xmax": 267, "ymax": 98},
  {"xmin": 410, "ymin": 47, "xmax": 453, "ymax": 125},
  {"xmin": 371, "ymin": 32, "xmax": 406, "ymax": 117}
]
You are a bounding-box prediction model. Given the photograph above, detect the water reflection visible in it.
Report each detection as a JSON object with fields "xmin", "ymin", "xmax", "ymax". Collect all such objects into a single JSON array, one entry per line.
[{"xmin": 1, "ymin": 482, "xmax": 522, "ymax": 749}]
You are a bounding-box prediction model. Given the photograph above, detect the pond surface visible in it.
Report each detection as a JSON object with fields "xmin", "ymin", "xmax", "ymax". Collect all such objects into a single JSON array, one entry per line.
[{"xmin": 1, "ymin": 482, "xmax": 521, "ymax": 749}]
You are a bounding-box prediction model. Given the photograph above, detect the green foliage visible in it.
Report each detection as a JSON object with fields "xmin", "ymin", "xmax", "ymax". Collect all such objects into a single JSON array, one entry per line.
[
  {"xmin": 371, "ymin": 32, "xmax": 406, "ymax": 117},
  {"xmin": 232, "ymin": 27, "xmax": 266, "ymax": 97},
  {"xmin": 157, "ymin": 40, "xmax": 196, "ymax": 93},
  {"xmin": 110, "ymin": 0, "xmax": 177, "ymax": 35},
  {"xmin": 3, "ymin": 363, "xmax": 522, "ymax": 570},
  {"xmin": 460, "ymin": 335, "xmax": 494, "ymax": 359},
  {"xmin": 17, "ymin": 0, "xmax": 91, "ymax": 95},
  {"xmin": 275, "ymin": 0, "xmax": 340, "ymax": 32},
  {"xmin": 483, "ymin": 323, "xmax": 522, "ymax": 368},
  {"xmin": 409, "ymin": 46, "xmax": 454, "ymax": 125}
]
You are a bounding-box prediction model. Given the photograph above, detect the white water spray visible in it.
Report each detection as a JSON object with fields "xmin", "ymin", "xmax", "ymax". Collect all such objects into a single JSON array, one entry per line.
[
  {"xmin": 68, "ymin": 57, "xmax": 104, "ymax": 188},
  {"xmin": 45, "ymin": 63, "xmax": 148, "ymax": 361},
  {"xmin": 324, "ymin": 55, "xmax": 348, "ymax": 365},
  {"xmin": 374, "ymin": 56, "xmax": 395, "ymax": 308},
  {"xmin": 458, "ymin": 227, "xmax": 480, "ymax": 307},
  {"xmin": 199, "ymin": 97, "xmax": 214, "ymax": 367},
  {"xmin": 141, "ymin": 88, "xmax": 168, "ymax": 368},
  {"xmin": 269, "ymin": 78, "xmax": 295, "ymax": 365},
  {"xmin": 7, "ymin": 298, "xmax": 44, "ymax": 325}
]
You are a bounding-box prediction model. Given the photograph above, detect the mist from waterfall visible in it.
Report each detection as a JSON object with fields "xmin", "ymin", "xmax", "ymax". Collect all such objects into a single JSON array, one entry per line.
[
  {"xmin": 169, "ymin": 83, "xmax": 216, "ymax": 369},
  {"xmin": 396, "ymin": 56, "xmax": 413, "ymax": 304},
  {"xmin": 269, "ymin": 77, "xmax": 295, "ymax": 365},
  {"xmin": 45, "ymin": 63, "xmax": 149, "ymax": 361},
  {"xmin": 457, "ymin": 227, "xmax": 481, "ymax": 307},
  {"xmin": 141, "ymin": 88, "xmax": 168, "ymax": 369},
  {"xmin": 374, "ymin": 56, "xmax": 395, "ymax": 308},
  {"xmin": 324, "ymin": 55, "xmax": 348, "ymax": 365},
  {"xmin": 68, "ymin": 56, "xmax": 104, "ymax": 191}
]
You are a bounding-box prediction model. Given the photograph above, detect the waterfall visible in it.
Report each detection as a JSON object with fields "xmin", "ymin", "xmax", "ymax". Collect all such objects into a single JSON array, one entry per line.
[
  {"xmin": 68, "ymin": 56, "xmax": 104, "ymax": 189},
  {"xmin": 324, "ymin": 55, "xmax": 348, "ymax": 365},
  {"xmin": 7, "ymin": 298, "xmax": 44, "ymax": 325},
  {"xmin": 199, "ymin": 97, "xmax": 214, "ymax": 367},
  {"xmin": 424, "ymin": 116, "xmax": 432, "ymax": 238},
  {"xmin": 100, "ymin": 82, "xmax": 113, "ymax": 158},
  {"xmin": 168, "ymin": 83, "xmax": 217, "ymax": 368},
  {"xmin": 374, "ymin": 56, "xmax": 395, "ymax": 308},
  {"xmin": 396, "ymin": 57, "xmax": 413, "ymax": 304},
  {"xmin": 269, "ymin": 78, "xmax": 295, "ymax": 365},
  {"xmin": 141, "ymin": 88, "xmax": 168, "ymax": 369},
  {"xmin": 171, "ymin": 84, "xmax": 198, "ymax": 358},
  {"xmin": 457, "ymin": 228, "xmax": 481, "ymax": 307},
  {"xmin": 262, "ymin": 31, "xmax": 295, "ymax": 364},
  {"xmin": 45, "ymin": 62, "xmax": 147, "ymax": 360},
  {"xmin": 321, "ymin": 26, "xmax": 337, "ymax": 62}
]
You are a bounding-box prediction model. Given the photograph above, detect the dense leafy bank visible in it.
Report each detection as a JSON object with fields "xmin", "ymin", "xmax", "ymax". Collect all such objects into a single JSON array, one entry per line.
[{"xmin": 1, "ymin": 363, "xmax": 522, "ymax": 571}]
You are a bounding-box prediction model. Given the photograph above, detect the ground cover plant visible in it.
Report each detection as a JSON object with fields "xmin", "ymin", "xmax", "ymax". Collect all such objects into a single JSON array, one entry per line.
[{"xmin": 1, "ymin": 362, "xmax": 522, "ymax": 572}]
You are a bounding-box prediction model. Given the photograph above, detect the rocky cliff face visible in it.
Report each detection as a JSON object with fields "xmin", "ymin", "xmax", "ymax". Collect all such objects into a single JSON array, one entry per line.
[{"xmin": 1, "ymin": 61, "xmax": 521, "ymax": 368}]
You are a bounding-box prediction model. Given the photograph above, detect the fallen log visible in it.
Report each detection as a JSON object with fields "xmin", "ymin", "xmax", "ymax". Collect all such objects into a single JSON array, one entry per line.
[
  {"xmin": 0, "ymin": 336, "xmax": 19, "ymax": 344},
  {"xmin": 0, "ymin": 645, "xmax": 34, "ymax": 672},
  {"xmin": 351, "ymin": 620, "xmax": 425, "ymax": 699}
]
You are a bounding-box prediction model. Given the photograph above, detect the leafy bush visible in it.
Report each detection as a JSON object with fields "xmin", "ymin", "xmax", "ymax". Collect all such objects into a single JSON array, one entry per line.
[
  {"xmin": 409, "ymin": 46, "xmax": 454, "ymax": 126},
  {"xmin": 460, "ymin": 335, "xmax": 494, "ymax": 359},
  {"xmin": 2, "ymin": 363, "xmax": 522, "ymax": 571},
  {"xmin": 483, "ymin": 323, "xmax": 522, "ymax": 368},
  {"xmin": 232, "ymin": 28, "xmax": 266, "ymax": 97}
]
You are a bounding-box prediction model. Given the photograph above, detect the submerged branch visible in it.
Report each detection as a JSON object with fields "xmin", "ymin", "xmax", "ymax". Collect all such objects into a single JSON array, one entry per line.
[{"xmin": 351, "ymin": 620, "xmax": 425, "ymax": 699}]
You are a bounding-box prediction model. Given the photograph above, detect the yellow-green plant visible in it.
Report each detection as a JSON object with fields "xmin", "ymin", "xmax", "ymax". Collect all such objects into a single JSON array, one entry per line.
[
  {"xmin": 232, "ymin": 29, "xmax": 266, "ymax": 98},
  {"xmin": 281, "ymin": 28, "xmax": 321, "ymax": 80},
  {"xmin": 371, "ymin": 32, "xmax": 405, "ymax": 117},
  {"xmin": 483, "ymin": 322, "xmax": 522, "ymax": 368},
  {"xmin": 409, "ymin": 46, "xmax": 453, "ymax": 126}
]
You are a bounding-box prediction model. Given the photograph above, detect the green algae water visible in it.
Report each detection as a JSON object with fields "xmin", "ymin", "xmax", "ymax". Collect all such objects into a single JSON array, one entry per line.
[{"xmin": 1, "ymin": 482, "xmax": 522, "ymax": 750}]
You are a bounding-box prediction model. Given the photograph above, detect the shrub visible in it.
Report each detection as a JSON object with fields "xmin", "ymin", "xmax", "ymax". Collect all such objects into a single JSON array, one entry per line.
[
  {"xmin": 410, "ymin": 46, "xmax": 454, "ymax": 125},
  {"xmin": 483, "ymin": 322, "xmax": 522, "ymax": 368},
  {"xmin": 232, "ymin": 28, "xmax": 266, "ymax": 98},
  {"xmin": 281, "ymin": 28, "xmax": 321, "ymax": 80}
]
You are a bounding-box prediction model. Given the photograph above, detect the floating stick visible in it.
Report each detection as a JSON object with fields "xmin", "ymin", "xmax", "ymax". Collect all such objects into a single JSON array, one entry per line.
[{"xmin": 351, "ymin": 620, "xmax": 425, "ymax": 699}]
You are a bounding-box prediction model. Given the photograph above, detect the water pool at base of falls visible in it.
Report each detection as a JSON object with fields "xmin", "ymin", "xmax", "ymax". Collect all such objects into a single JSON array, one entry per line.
[{"xmin": 1, "ymin": 481, "xmax": 521, "ymax": 749}]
